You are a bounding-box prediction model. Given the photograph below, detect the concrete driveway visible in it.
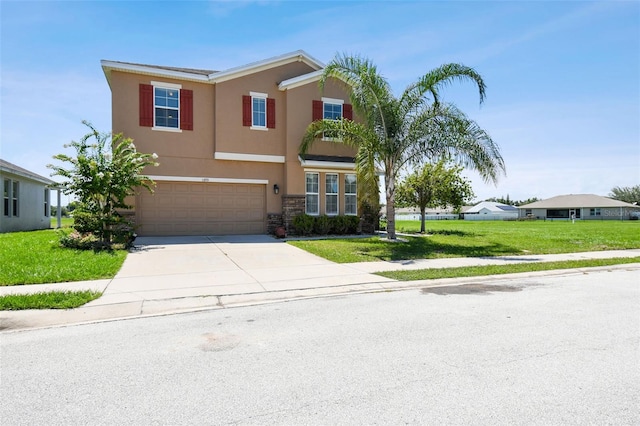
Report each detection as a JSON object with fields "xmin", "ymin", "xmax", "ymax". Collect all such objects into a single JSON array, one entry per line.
[{"xmin": 97, "ymin": 235, "xmax": 393, "ymax": 308}]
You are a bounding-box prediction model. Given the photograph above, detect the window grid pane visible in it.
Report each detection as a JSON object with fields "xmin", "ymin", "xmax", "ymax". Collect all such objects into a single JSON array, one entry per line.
[
  {"xmin": 345, "ymin": 174, "xmax": 357, "ymax": 215},
  {"xmin": 3, "ymin": 179, "xmax": 9, "ymax": 216},
  {"xmin": 252, "ymin": 97, "xmax": 266, "ymax": 127},
  {"xmin": 306, "ymin": 173, "xmax": 319, "ymax": 215},
  {"xmin": 154, "ymin": 87, "xmax": 179, "ymax": 128},
  {"xmin": 323, "ymin": 103, "xmax": 342, "ymax": 120},
  {"xmin": 325, "ymin": 174, "xmax": 338, "ymax": 215},
  {"xmin": 12, "ymin": 181, "xmax": 18, "ymax": 217}
]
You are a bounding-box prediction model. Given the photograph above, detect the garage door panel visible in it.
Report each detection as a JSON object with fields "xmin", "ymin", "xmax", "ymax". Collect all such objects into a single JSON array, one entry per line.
[{"xmin": 137, "ymin": 182, "xmax": 266, "ymax": 236}]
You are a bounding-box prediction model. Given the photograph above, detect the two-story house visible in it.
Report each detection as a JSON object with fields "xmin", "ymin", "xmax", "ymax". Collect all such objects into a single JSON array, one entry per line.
[{"xmin": 101, "ymin": 50, "xmax": 358, "ymax": 236}]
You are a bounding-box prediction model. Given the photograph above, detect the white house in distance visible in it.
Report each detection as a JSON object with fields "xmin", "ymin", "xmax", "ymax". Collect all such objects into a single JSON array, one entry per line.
[
  {"xmin": 0, "ymin": 159, "xmax": 56, "ymax": 233},
  {"xmin": 518, "ymin": 194, "xmax": 640, "ymax": 221},
  {"xmin": 462, "ymin": 201, "xmax": 519, "ymax": 221}
]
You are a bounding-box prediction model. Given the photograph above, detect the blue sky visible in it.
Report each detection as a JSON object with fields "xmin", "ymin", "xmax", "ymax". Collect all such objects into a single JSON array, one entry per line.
[{"xmin": 1, "ymin": 0, "xmax": 638, "ymax": 204}]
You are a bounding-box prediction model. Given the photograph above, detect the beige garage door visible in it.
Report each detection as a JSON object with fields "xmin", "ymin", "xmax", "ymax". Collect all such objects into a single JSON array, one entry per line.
[{"xmin": 137, "ymin": 182, "xmax": 266, "ymax": 236}]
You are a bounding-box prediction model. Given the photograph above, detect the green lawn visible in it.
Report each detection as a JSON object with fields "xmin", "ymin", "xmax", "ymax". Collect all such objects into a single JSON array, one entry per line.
[
  {"xmin": 50, "ymin": 217, "xmax": 74, "ymax": 228},
  {"xmin": 289, "ymin": 220, "xmax": 640, "ymax": 263},
  {"xmin": 0, "ymin": 229, "xmax": 127, "ymax": 285},
  {"xmin": 0, "ymin": 290, "xmax": 102, "ymax": 310},
  {"xmin": 377, "ymin": 256, "xmax": 640, "ymax": 281}
]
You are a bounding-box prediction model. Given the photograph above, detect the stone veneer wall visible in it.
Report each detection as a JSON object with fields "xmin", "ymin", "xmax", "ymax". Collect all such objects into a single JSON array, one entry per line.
[
  {"xmin": 282, "ymin": 195, "xmax": 305, "ymax": 235},
  {"xmin": 266, "ymin": 213, "xmax": 283, "ymax": 235}
]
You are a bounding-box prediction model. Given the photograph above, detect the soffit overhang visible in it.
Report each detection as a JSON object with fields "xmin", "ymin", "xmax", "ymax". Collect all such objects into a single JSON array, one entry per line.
[{"xmin": 101, "ymin": 50, "xmax": 325, "ymax": 88}]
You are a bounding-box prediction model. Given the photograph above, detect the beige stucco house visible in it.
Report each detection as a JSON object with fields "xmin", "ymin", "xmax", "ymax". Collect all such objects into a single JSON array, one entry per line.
[
  {"xmin": 518, "ymin": 194, "xmax": 640, "ymax": 220},
  {"xmin": 102, "ymin": 51, "xmax": 359, "ymax": 236},
  {"xmin": 0, "ymin": 159, "xmax": 54, "ymax": 233}
]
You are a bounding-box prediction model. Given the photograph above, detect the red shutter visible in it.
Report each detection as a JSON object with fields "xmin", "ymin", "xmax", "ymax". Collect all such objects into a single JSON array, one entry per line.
[
  {"xmin": 312, "ymin": 100, "xmax": 323, "ymax": 121},
  {"xmin": 139, "ymin": 84, "xmax": 153, "ymax": 127},
  {"xmin": 343, "ymin": 104, "xmax": 353, "ymax": 120},
  {"xmin": 242, "ymin": 95, "xmax": 252, "ymax": 126},
  {"xmin": 267, "ymin": 98, "xmax": 276, "ymax": 129},
  {"xmin": 180, "ymin": 89, "xmax": 193, "ymax": 130}
]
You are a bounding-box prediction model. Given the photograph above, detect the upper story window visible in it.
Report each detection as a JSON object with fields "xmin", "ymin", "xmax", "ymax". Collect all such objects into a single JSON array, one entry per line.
[
  {"xmin": 252, "ymin": 92, "xmax": 267, "ymax": 129},
  {"xmin": 243, "ymin": 93, "xmax": 276, "ymax": 129},
  {"xmin": 139, "ymin": 82, "xmax": 193, "ymax": 131},
  {"xmin": 313, "ymin": 98, "xmax": 353, "ymax": 122},
  {"xmin": 323, "ymin": 98, "xmax": 343, "ymax": 120},
  {"xmin": 154, "ymin": 86, "xmax": 179, "ymax": 129}
]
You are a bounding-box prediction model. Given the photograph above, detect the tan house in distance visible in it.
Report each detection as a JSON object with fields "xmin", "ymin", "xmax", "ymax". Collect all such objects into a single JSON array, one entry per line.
[{"xmin": 102, "ymin": 51, "xmax": 359, "ymax": 236}]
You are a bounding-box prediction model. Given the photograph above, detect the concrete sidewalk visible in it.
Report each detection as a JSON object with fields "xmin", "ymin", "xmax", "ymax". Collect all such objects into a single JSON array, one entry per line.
[{"xmin": 1, "ymin": 235, "xmax": 639, "ymax": 331}]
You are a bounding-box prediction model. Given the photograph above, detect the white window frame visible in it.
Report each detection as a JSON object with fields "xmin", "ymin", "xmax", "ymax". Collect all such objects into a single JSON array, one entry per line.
[
  {"xmin": 3, "ymin": 178, "xmax": 10, "ymax": 217},
  {"xmin": 11, "ymin": 181, "xmax": 19, "ymax": 217},
  {"xmin": 152, "ymin": 81, "xmax": 182, "ymax": 132},
  {"xmin": 344, "ymin": 174, "xmax": 357, "ymax": 216},
  {"xmin": 250, "ymin": 91, "xmax": 268, "ymax": 131},
  {"xmin": 44, "ymin": 188, "xmax": 50, "ymax": 217},
  {"xmin": 322, "ymin": 97, "xmax": 344, "ymax": 141},
  {"xmin": 305, "ymin": 172, "xmax": 319, "ymax": 215},
  {"xmin": 325, "ymin": 173, "xmax": 339, "ymax": 216},
  {"xmin": 590, "ymin": 208, "xmax": 601, "ymax": 216}
]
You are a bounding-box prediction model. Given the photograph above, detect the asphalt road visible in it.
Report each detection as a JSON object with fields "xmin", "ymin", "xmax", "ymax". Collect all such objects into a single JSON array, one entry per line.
[{"xmin": 1, "ymin": 268, "xmax": 639, "ymax": 425}]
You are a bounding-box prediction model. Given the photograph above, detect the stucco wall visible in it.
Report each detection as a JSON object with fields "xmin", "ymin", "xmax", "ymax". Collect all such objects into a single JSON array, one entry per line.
[
  {"xmin": 109, "ymin": 64, "xmax": 357, "ymax": 217},
  {"xmin": 0, "ymin": 172, "xmax": 50, "ymax": 233}
]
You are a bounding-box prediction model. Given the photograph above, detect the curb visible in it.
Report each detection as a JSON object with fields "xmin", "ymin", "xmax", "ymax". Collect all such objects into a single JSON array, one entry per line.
[{"xmin": 1, "ymin": 263, "xmax": 638, "ymax": 333}]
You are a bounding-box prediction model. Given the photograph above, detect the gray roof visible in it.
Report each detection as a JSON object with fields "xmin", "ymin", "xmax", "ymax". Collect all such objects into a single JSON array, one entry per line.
[
  {"xmin": 465, "ymin": 201, "xmax": 518, "ymax": 214},
  {"xmin": 519, "ymin": 194, "xmax": 637, "ymax": 209},
  {"xmin": 0, "ymin": 159, "xmax": 56, "ymax": 185},
  {"xmin": 102, "ymin": 60, "xmax": 217, "ymax": 76}
]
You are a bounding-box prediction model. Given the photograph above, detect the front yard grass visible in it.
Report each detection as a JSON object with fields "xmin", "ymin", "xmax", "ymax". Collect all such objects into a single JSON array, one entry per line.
[
  {"xmin": 0, "ymin": 229, "xmax": 127, "ymax": 286},
  {"xmin": 376, "ymin": 256, "xmax": 640, "ymax": 281},
  {"xmin": 0, "ymin": 290, "xmax": 102, "ymax": 310},
  {"xmin": 288, "ymin": 220, "xmax": 640, "ymax": 263}
]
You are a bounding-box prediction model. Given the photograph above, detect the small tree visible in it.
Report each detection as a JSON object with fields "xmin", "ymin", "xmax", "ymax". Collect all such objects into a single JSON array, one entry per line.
[
  {"xmin": 48, "ymin": 121, "xmax": 159, "ymax": 247},
  {"xmin": 609, "ymin": 185, "xmax": 640, "ymax": 205},
  {"xmin": 396, "ymin": 160, "xmax": 474, "ymax": 233}
]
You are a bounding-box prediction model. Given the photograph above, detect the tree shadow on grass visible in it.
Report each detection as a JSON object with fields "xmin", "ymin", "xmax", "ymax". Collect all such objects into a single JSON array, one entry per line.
[{"xmin": 348, "ymin": 236, "xmax": 519, "ymax": 261}]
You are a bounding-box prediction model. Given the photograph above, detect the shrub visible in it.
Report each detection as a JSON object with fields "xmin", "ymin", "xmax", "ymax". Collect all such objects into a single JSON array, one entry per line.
[
  {"xmin": 314, "ymin": 215, "xmax": 332, "ymax": 235},
  {"xmin": 58, "ymin": 229, "xmax": 101, "ymax": 250},
  {"xmin": 345, "ymin": 215, "xmax": 360, "ymax": 234},
  {"xmin": 293, "ymin": 214, "xmax": 315, "ymax": 236},
  {"xmin": 330, "ymin": 216, "xmax": 346, "ymax": 234}
]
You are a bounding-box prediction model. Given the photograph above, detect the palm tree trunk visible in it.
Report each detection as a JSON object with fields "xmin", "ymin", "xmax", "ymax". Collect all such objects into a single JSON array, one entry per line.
[
  {"xmin": 420, "ymin": 207, "xmax": 426, "ymax": 233},
  {"xmin": 385, "ymin": 168, "xmax": 396, "ymax": 240}
]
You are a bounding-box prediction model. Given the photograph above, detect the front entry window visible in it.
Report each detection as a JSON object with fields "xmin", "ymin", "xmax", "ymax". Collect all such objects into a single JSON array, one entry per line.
[{"xmin": 305, "ymin": 173, "xmax": 319, "ymax": 215}]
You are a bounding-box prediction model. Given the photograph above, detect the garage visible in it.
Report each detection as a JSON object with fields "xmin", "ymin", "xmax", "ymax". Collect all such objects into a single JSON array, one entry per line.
[{"xmin": 137, "ymin": 182, "xmax": 266, "ymax": 236}]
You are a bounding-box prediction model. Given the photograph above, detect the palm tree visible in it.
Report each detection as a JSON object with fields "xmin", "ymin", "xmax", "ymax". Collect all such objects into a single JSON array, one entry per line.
[{"xmin": 300, "ymin": 54, "xmax": 505, "ymax": 239}]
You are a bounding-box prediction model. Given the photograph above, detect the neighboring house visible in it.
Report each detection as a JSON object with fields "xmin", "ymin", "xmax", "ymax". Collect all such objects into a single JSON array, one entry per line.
[
  {"xmin": 101, "ymin": 51, "xmax": 359, "ymax": 236},
  {"xmin": 0, "ymin": 159, "xmax": 55, "ymax": 233},
  {"xmin": 462, "ymin": 201, "xmax": 518, "ymax": 221},
  {"xmin": 518, "ymin": 194, "xmax": 640, "ymax": 220}
]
